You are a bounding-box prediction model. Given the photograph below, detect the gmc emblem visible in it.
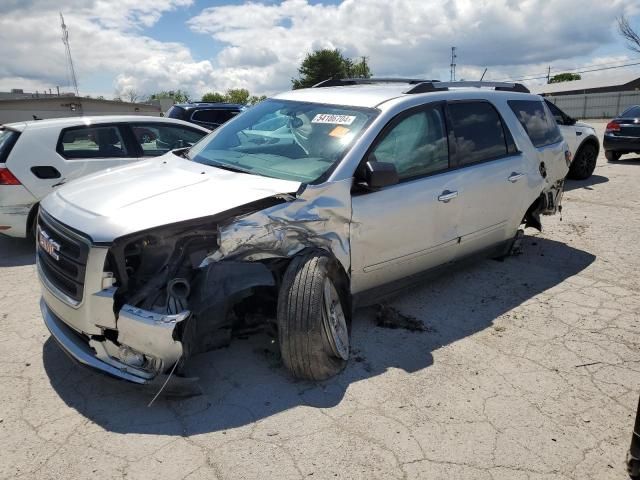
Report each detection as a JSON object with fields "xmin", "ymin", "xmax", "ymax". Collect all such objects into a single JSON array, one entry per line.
[{"xmin": 39, "ymin": 229, "xmax": 61, "ymax": 261}]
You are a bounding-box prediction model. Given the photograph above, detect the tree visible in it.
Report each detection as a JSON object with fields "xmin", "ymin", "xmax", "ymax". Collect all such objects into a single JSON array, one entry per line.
[
  {"xmin": 619, "ymin": 15, "xmax": 640, "ymax": 53},
  {"xmin": 224, "ymin": 88, "xmax": 251, "ymax": 104},
  {"xmin": 549, "ymin": 73, "xmax": 581, "ymax": 84},
  {"xmin": 148, "ymin": 89, "xmax": 191, "ymax": 103},
  {"xmin": 201, "ymin": 89, "xmax": 267, "ymax": 105},
  {"xmin": 248, "ymin": 95, "xmax": 267, "ymax": 105},
  {"xmin": 201, "ymin": 91, "xmax": 226, "ymax": 102},
  {"xmin": 123, "ymin": 88, "xmax": 139, "ymax": 102},
  {"xmin": 292, "ymin": 49, "xmax": 373, "ymax": 89},
  {"xmin": 347, "ymin": 56, "xmax": 372, "ymax": 79}
]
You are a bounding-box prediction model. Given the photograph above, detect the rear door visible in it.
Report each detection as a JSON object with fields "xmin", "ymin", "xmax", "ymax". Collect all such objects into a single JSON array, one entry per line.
[
  {"xmin": 16, "ymin": 123, "xmax": 138, "ymax": 200},
  {"xmin": 446, "ymin": 100, "xmax": 528, "ymax": 258}
]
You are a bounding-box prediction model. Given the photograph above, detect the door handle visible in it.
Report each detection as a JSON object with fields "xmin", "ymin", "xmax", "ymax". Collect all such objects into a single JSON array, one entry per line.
[
  {"xmin": 508, "ymin": 172, "xmax": 525, "ymax": 183},
  {"xmin": 438, "ymin": 190, "xmax": 458, "ymax": 202}
]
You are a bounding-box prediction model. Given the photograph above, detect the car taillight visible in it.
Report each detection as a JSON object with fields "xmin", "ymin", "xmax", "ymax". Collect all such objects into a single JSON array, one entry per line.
[
  {"xmin": 605, "ymin": 121, "xmax": 621, "ymax": 133},
  {"xmin": 0, "ymin": 167, "xmax": 21, "ymax": 185}
]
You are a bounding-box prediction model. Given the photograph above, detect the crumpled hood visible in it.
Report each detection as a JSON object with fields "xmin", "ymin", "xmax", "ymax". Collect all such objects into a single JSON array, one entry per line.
[{"xmin": 40, "ymin": 153, "xmax": 301, "ymax": 242}]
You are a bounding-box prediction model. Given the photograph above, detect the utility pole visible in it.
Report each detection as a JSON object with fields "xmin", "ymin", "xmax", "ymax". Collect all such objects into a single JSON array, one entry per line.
[
  {"xmin": 450, "ymin": 47, "xmax": 457, "ymax": 81},
  {"xmin": 60, "ymin": 12, "xmax": 79, "ymax": 97},
  {"xmin": 546, "ymin": 65, "xmax": 551, "ymax": 84}
]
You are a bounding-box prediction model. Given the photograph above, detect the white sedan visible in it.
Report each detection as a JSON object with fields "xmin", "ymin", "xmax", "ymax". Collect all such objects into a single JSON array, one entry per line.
[{"xmin": 0, "ymin": 115, "xmax": 209, "ymax": 238}]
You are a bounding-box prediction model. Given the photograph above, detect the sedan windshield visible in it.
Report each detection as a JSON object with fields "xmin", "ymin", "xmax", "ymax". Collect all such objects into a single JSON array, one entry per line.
[{"xmin": 187, "ymin": 99, "xmax": 378, "ymax": 183}]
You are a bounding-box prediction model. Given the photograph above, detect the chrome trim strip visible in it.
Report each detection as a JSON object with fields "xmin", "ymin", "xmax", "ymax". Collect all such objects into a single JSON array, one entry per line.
[{"xmin": 37, "ymin": 256, "xmax": 82, "ymax": 308}]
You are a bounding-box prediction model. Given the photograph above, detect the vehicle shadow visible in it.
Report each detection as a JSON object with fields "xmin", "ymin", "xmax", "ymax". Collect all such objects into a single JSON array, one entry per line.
[
  {"xmin": 0, "ymin": 235, "xmax": 35, "ymax": 267},
  {"xmin": 43, "ymin": 235, "xmax": 595, "ymax": 436},
  {"xmin": 564, "ymin": 174, "xmax": 609, "ymax": 192}
]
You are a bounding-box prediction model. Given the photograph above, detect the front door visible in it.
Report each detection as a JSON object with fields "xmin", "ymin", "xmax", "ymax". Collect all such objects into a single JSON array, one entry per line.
[{"xmin": 350, "ymin": 103, "xmax": 461, "ymax": 294}]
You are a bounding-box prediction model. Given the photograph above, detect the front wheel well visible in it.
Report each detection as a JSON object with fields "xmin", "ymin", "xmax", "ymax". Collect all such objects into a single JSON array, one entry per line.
[
  {"xmin": 26, "ymin": 203, "xmax": 40, "ymax": 239},
  {"xmin": 575, "ymin": 137, "xmax": 600, "ymax": 159}
]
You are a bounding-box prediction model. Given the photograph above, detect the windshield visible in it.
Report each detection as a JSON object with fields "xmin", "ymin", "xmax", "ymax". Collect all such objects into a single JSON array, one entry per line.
[{"xmin": 187, "ymin": 99, "xmax": 378, "ymax": 183}]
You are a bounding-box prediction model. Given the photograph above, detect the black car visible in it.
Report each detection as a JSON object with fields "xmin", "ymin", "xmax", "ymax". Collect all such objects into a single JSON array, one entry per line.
[
  {"xmin": 166, "ymin": 102, "xmax": 246, "ymax": 130},
  {"xmin": 603, "ymin": 105, "xmax": 640, "ymax": 162}
]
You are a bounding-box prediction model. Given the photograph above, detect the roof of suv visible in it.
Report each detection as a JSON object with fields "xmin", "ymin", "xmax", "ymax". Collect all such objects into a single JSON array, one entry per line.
[
  {"xmin": 172, "ymin": 103, "xmax": 246, "ymax": 111},
  {"xmin": 274, "ymin": 80, "xmax": 537, "ymax": 109}
]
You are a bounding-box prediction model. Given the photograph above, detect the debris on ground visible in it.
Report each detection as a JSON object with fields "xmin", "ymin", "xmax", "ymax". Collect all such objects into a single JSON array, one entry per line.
[{"xmin": 375, "ymin": 304, "xmax": 433, "ymax": 332}]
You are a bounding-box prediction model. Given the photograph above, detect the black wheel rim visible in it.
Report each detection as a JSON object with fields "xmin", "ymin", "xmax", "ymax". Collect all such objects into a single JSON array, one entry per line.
[{"xmin": 576, "ymin": 146, "xmax": 596, "ymax": 176}]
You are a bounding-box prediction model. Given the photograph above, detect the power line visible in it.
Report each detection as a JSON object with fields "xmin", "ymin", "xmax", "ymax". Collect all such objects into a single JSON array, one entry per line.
[{"xmin": 499, "ymin": 60, "xmax": 640, "ymax": 82}]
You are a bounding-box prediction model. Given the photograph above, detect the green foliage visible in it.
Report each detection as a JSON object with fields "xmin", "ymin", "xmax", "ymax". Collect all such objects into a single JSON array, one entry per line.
[
  {"xmin": 549, "ymin": 73, "xmax": 581, "ymax": 84},
  {"xmin": 147, "ymin": 89, "xmax": 191, "ymax": 103},
  {"xmin": 292, "ymin": 49, "xmax": 372, "ymax": 89},
  {"xmin": 200, "ymin": 89, "xmax": 267, "ymax": 105},
  {"xmin": 201, "ymin": 91, "xmax": 226, "ymax": 102}
]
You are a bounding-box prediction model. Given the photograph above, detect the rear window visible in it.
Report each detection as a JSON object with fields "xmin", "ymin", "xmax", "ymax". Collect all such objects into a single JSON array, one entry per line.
[
  {"xmin": 166, "ymin": 106, "xmax": 186, "ymax": 120},
  {"xmin": 0, "ymin": 128, "xmax": 20, "ymax": 163},
  {"xmin": 620, "ymin": 106, "xmax": 640, "ymax": 117},
  {"xmin": 448, "ymin": 101, "xmax": 512, "ymax": 165},
  {"xmin": 191, "ymin": 109, "xmax": 240, "ymax": 125},
  {"xmin": 509, "ymin": 100, "xmax": 563, "ymax": 148}
]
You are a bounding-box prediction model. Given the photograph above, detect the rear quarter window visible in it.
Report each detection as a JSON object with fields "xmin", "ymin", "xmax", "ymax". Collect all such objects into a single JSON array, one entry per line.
[
  {"xmin": 509, "ymin": 100, "xmax": 563, "ymax": 148},
  {"xmin": 0, "ymin": 128, "xmax": 21, "ymax": 163}
]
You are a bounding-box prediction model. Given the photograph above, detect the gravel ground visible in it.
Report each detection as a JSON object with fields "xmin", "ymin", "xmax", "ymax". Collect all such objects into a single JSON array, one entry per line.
[{"xmin": 1, "ymin": 120, "xmax": 639, "ymax": 480}]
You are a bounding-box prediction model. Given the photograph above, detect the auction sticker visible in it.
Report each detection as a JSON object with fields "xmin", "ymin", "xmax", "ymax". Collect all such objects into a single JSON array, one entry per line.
[{"xmin": 312, "ymin": 114, "xmax": 356, "ymax": 125}]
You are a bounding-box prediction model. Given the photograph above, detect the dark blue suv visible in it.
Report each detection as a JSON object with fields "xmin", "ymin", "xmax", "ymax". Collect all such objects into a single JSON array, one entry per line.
[{"xmin": 166, "ymin": 103, "xmax": 246, "ymax": 130}]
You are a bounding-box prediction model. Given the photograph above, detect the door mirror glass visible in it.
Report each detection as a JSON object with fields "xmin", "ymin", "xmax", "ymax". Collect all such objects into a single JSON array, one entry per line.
[{"xmin": 364, "ymin": 160, "xmax": 399, "ymax": 189}]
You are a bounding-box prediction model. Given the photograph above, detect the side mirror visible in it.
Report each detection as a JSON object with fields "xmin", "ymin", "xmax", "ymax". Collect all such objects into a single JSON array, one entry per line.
[
  {"xmin": 566, "ymin": 116, "xmax": 577, "ymax": 126},
  {"xmin": 363, "ymin": 160, "xmax": 399, "ymax": 189}
]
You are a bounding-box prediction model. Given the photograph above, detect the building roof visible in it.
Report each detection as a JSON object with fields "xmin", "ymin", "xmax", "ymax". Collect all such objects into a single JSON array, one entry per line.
[{"xmin": 532, "ymin": 71, "xmax": 640, "ymax": 95}]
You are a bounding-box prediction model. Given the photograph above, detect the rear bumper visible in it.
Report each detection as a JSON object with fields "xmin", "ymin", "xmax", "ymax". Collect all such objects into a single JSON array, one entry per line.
[
  {"xmin": 0, "ymin": 185, "xmax": 37, "ymax": 237},
  {"xmin": 603, "ymin": 134, "xmax": 640, "ymax": 152}
]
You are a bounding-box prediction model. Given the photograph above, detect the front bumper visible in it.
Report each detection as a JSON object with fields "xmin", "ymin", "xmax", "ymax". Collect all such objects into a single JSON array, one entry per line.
[
  {"xmin": 603, "ymin": 134, "xmax": 640, "ymax": 153},
  {"xmin": 39, "ymin": 243, "xmax": 190, "ymax": 385},
  {"xmin": 42, "ymin": 298, "xmax": 150, "ymax": 384}
]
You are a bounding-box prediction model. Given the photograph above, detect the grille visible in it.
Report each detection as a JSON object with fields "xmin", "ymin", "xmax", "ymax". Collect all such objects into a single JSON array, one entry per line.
[{"xmin": 37, "ymin": 210, "xmax": 90, "ymax": 303}]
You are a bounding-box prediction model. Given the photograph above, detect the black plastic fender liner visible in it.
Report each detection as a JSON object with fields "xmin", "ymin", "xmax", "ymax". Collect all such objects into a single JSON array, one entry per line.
[{"xmin": 179, "ymin": 261, "xmax": 275, "ymax": 357}]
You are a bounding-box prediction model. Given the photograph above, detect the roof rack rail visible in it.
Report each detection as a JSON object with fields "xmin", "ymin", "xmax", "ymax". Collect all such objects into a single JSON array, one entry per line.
[
  {"xmin": 405, "ymin": 81, "xmax": 530, "ymax": 94},
  {"xmin": 312, "ymin": 78, "xmax": 440, "ymax": 88}
]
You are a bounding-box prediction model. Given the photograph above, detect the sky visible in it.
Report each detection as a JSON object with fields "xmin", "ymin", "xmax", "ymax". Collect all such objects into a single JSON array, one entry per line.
[{"xmin": 1, "ymin": 0, "xmax": 640, "ymax": 100}]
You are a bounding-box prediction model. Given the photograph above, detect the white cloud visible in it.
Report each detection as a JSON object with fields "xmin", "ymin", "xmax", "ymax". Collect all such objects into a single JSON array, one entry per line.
[
  {"xmin": 1, "ymin": 0, "xmax": 640, "ymax": 100},
  {"xmin": 189, "ymin": 0, "xmax": 640, "ymax": 94}
]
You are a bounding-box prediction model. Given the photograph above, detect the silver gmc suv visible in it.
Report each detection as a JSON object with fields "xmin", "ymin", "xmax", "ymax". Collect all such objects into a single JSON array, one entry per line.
[{"xmin": 36, "ymin": 79, "xmax": 569, "ymax": 387}]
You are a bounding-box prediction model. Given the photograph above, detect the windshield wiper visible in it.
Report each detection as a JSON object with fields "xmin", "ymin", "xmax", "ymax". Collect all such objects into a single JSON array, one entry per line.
[{"xmin": 206, "ymin": 159, "xmax": 255, "ymax": 175}]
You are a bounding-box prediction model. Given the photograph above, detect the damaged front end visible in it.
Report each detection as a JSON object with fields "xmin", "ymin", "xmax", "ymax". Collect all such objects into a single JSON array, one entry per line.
[{"xmin": 41, "ymin": 179, "xmax": 352, "ymax": 388}]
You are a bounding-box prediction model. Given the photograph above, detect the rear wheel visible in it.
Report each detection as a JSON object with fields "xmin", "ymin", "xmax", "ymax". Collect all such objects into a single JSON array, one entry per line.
[
  {"xmin": 277, "ymin": 251, "xmax": 350, "ymax": 380},
  {"xmin": 567, "ymin": 143, "xmax": 597, "ymax": 180},
  {"xmin": 605, "ymin": 150, "xmax": 622, "ymax": 162}
]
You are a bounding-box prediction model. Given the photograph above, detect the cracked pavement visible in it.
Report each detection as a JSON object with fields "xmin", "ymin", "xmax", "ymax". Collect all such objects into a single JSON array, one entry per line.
[{"xmin": 1, "ymin": 120, "xmax": 638, "ymax": 479}]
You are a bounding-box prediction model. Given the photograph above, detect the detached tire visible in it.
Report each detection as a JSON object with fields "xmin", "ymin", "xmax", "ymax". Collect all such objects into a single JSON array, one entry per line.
[
  {"xmin": 605, "ymin": 150, "xmax": 621, "ymax": 162},
  {"xmin": 277, "ymin": 251, "xmax": 350, "ymax": 380},
  {"xmin": 567, "ymin": 143, "xmax": 597, "ymax": 180}
]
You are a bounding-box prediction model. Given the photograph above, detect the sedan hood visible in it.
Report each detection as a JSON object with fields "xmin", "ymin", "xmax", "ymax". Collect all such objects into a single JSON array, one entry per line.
[{"xmin": 40, "ymin": 153, "xmax": 301, "ymax": 242}]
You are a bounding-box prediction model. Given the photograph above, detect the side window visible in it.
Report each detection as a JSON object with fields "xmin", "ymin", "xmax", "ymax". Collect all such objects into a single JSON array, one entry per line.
[
  {"xmin": 131, "ymin": 124, "xmax": 207, "ymax": 156},
  {"xmin": 545, "ymin": 100, "xmax": 566, "ymax": 125},
  {"xmin": 508, "ymin": 100, "xmax": 563, "ymax": 148},
  {"xmin": 192, "ymin": 109, "xmax": 240, "ymax": 125},
  {"xmin": 370, "ymin": 105, "xmax": 449, "ymax": 180},
  {"xmin": 448, "ymin": 101, "xmax": 509, "ymax": 166},
  {"xmin": 58, "ymin": 126, "xmax": 128, "ymax": 159}
]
